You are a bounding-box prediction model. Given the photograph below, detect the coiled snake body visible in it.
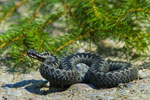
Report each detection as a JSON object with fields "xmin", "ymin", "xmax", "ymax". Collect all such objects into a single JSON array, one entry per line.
[{"xmin": 27, "ymin": 50, "xmax": 138, "ymax": 88}]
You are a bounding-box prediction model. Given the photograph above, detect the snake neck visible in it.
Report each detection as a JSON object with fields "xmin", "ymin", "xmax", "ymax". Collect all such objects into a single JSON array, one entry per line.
[
  {"xmin": 43, "ymin": 57, "xmax": 60, "ymax": 68},
  {"xmin": 39, "ymin": 61, "xmax": 60, "ymax": 83}
]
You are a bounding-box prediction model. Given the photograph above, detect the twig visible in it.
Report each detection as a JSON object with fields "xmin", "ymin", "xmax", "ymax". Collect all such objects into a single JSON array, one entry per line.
[
  {"xmin": 20, "ymin": 47, "xmax": 27, "ymax": 62},
  {"xmin": 39, "ymin": 11, "xmax": 64, "ymax": 30},
  {"xmin": 0, "ymin": 35, "xmax": 23, "ymax": 48},
  {"xmin": 135, "ymin": 12, "xmax": 140, "ymax": 31},
  {"xmin": 116, "ymin": 8, "xmax": 142, "ymax": 25},
  {"xmin": 0, "ymin": 0, "xmax": 28, "ymax": 24},
  {"xmin": 91, "ymin": 0, "xmax": 100, "ymax": 19},
  {"xmin": 28, "ymin": 0, "xmax": 45, "ymax": 23},
  {"xmin": 54, "ymin": 32, "xmax": 90, "ymax": 53},
  {"xmin": 54, "ymin": 1, "xmax": 93, "ymax": 53},
  {"xmin": 89, "ymin": 33, "xmax": 92, "ymax": 52},
  {"xmin": 27, "ymin": 0, "xmax": 45, "ymax": 55}
]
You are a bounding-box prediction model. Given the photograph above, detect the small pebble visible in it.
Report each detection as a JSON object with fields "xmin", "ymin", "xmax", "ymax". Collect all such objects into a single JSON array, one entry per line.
[
  {"xmin": 29, "ymin": 96, "xmax": 42, "ymax": 100},
  {"xmin": 0, "ymin": 94, "xmax": 2, "ymax": 100},
  {"xmin": 119, "ymin": 89, "xmax": 130, "ymax": 95},
  {"xmin": 34, "ymin": 80, "xmax": 48, "ymax": 88},
  {"xmin": 87, "ymin": 90, "xmax": 109, "ymax": 97},
  {"xmin": 127, "ymin": 97, "xmax": 139, "ymax": 100},
  {"xmin": 7, "ymin": 96, "xmax": 21, "ymax": 100},
  {"xmin": 103, "ymin": 96, "xmax": 114, "ymax": 100},
  {"xmin": 69, "ymin": 83, "xmax": 94, "ymax": 91},
  {"xmin": 52, "ymin": 95, "xmax": 64, "ymax": 100},
  {"xmin": 138, "ymin": 70, "xmax": 150, "ymax": 79},
  {"xmin": 7, "ymin": 90, "xmax": 22, "ymax": 97}
]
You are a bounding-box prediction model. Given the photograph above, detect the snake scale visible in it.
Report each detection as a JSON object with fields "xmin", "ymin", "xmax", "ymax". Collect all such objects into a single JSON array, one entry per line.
[{"xmin": 27, "ymin": 49, "xmax": 138, "ymax": 88}]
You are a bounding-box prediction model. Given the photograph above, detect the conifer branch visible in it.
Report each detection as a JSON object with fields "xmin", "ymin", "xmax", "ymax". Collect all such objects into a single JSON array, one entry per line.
[
  {"xmin": 0, "ymin": 35, "xmax": 23, "ymax": 48},
  {"xmin": 0, "ymin": 0, "xmax": 28, "ymax": 24},
  {"xmin": 39, "ymin": 40, "xmax": 43, "ymax": 51},
  {"xmin": 91, "ymin": 0, "xmax": 100, "ymax": 19},
  {"xmin": 65, "ymin": 4, "xmax": 88, "ymax": 32},
  {"xmin": 20, "ymin": 10, "xmax": 64, "ymax": 60},
  {"xmin": 61, "ymin": 0, "xmax": 67, "ymax": 10},
  {"xmin": 25, "ymin": 0, "xmax": 45, "ymax": 61},
  {"xmin": 28, "ymin": 0, "xmax": 45, "ymax": 23},
  {"xmin": 39, "ymin": 11, "xmax": 64, "ymax": 30},
  {"xmin": 0, "ymin": 42, "xmax": 7, "ymax": 48},
  {"xmin": 144, "ymin": 10, "xmax": 150, "ymax": 14},
  {"xmin": 54, "ymin": 32, "xmax": 88, "ymax": 53},
  {"xmin": 20, "ymin": 47, "xmax": 27, "ymax": 62},
  {"xmin": 135, "ymin": 12, "xmax": 140, "ymax": 30},
  {"xmin": 0, "ymin": 0, "xmax": 149, "ymax": 70},
  {"xmin": 116, "ymin": 8, "xmax": 142, "ymax": 25},
  {"xmin": 55, "ymin": 1, "xmax": 93, "ymax": 53}
]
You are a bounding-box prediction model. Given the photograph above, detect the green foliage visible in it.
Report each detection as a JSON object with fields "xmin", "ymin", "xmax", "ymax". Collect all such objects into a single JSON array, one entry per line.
[
  {"xmin": 0, "ymin": 0, "xmax": 149, "ymax": 71},
  {"xmin": 70, "ymin": 0, "xmax": 150, "ymax": 53}
]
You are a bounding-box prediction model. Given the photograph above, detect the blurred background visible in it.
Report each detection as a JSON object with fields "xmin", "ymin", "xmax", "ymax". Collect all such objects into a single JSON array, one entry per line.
[{"xmin": 0, "ymin": 0, "xmax": 150, "ymax": 72}]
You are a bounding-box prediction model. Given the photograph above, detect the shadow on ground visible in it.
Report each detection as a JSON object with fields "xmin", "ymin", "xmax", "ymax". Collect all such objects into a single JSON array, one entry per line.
[{"xmin": 2, "ymin": 79, "xmax": 68, "ymax": 95}]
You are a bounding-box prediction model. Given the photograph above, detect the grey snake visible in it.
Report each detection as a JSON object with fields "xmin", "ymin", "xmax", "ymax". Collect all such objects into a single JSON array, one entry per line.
[{"xmin": 27, "ymin": 49, "xmax": 138, "ymax": 88}]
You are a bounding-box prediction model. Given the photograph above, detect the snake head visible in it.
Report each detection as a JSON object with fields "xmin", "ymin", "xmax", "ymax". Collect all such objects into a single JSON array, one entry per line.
[
  {"xmin": 27, "ymin": 49, "xmax": 45, "ymax": 62},
  {"xmin": 27, "ymin": 49, "xmax": 58, "ymax": 62}
]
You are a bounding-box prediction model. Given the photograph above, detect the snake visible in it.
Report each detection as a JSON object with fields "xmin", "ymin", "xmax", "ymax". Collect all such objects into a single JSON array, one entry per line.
[
  {"xmin": 27, "ymin": 49, "xmax": 138, "ymax": 88},
  {"xmin": 88, "ymin": 60, "xmax": 138, "ymax": 88}
]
